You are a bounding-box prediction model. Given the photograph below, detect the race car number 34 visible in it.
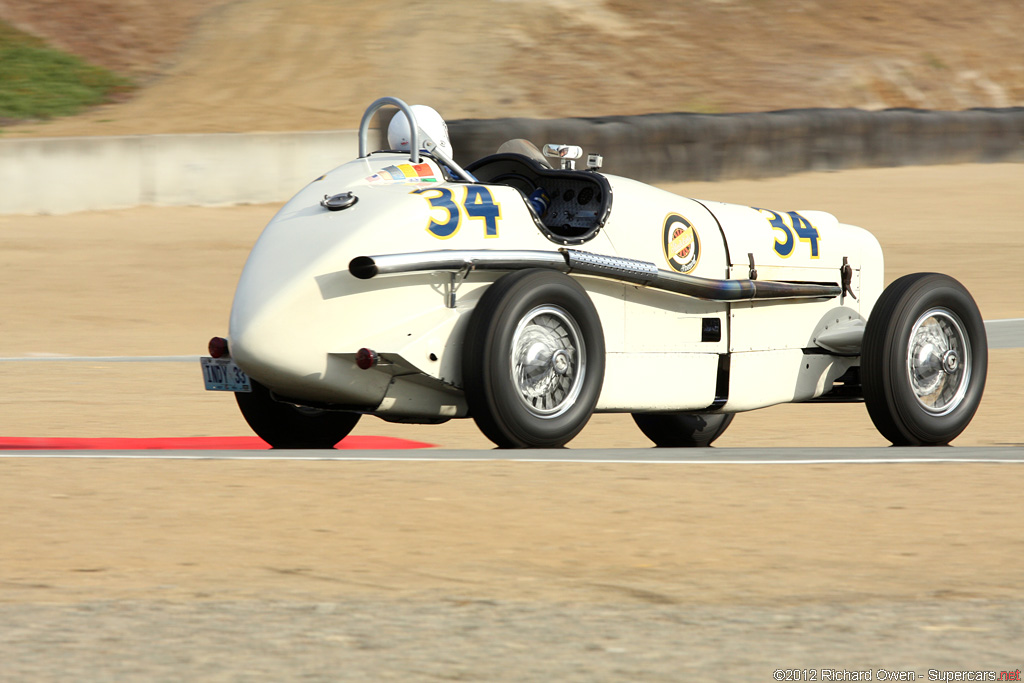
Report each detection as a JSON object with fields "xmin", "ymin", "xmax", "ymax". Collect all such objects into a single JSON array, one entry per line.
[{"xmin": 200, "ymin": 357, "xmax": 252, "ymax": 392}]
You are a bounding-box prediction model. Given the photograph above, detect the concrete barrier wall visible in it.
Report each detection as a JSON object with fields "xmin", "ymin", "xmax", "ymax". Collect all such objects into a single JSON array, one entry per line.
[
  {"xmin": 0, "ymin": 130, "xmax": 366, "ymax": 215},
  {"xmin": 1, "ymin": 108, "xmax": 1022, "ymax": 214}
]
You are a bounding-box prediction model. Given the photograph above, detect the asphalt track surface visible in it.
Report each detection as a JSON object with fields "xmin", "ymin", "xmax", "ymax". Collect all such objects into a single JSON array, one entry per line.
[{"xmin": 986, "ymin": 317, "xmax": 1024, "ymax": 348}]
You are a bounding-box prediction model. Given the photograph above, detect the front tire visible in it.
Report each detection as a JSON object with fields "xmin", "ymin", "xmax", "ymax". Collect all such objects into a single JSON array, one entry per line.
[
  {"xmin": 632, "ymin": 412, "xmax": 735, "ymax": 448},
  {"xmin": 861, "ymin": 273, "xmax": 987, "ymax": 446},
  {"xmin": 236, "ymin": 380, "xmax": 361, "ymax": 448},
  {"xmin": 463, "ymin": 269, "xmax": 605, "ymax": 448}
]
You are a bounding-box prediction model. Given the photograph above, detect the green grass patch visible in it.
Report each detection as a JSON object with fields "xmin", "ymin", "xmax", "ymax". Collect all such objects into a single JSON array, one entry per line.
[{"xmin": 0, "ymin": 19, "xmax": 135, "ymax": 124}]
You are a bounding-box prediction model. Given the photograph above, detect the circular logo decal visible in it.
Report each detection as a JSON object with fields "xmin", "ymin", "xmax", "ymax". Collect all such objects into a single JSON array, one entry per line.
[{"xmin": 663, "ymin": 214, "xmax": 700, "ymax": 273}]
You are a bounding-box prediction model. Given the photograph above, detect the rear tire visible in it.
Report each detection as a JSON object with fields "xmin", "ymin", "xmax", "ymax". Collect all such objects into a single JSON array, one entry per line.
[
  {"xmin": 632, "ymin": 412, "xmax": 735, "ymax": 448},
  {"xmin": 861, "ymin": 273, "xmax": 987, "ymax": 446},
  {"xmin": 463, "ymin": 269, "xmax": 605, "ymax": 448},
  {"xmin": 236, "ymin": 380, "xmax": 361, "ymax": 448}
]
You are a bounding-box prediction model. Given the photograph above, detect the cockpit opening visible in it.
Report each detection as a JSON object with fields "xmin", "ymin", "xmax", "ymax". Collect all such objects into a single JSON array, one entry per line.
[{"xmin": 465, "ymin": 139, "xmax": 612, "ymax": 245}]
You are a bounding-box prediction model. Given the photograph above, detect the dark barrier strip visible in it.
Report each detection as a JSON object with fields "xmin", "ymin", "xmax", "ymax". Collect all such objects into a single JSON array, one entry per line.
[{"xmin": 448, "ymin": 107, "xmax": 1024, "ymax": 182}]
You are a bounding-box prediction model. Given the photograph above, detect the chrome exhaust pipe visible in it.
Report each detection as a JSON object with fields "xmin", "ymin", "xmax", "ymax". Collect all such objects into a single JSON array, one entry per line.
[
  {"xmin": 349, "ymin": 249, "xmax": 841, "ymax": 302},
  {"xmin": 349, "ymin": 250, "xmax": 568, "ymax": 280}
]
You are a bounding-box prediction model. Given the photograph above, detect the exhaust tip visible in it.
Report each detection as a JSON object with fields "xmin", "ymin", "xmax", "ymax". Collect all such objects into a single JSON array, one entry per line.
[{"xmin": 349, "ymin": 256, "xmax": 378, "ymax": 279}]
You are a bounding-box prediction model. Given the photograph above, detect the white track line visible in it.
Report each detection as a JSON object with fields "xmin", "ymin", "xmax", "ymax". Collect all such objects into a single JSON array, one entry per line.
[
  {"xmin": 1, "ymin": 453, "xmax": 1022, "ymax": 464},
  {"xmin": 0, "ymin": 355, "xmax": 200, "ymax": 363}
]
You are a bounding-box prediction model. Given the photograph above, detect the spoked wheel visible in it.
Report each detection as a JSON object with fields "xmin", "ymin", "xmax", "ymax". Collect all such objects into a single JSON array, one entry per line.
[
  {"xmin": 632, "ymin": 412, "xmax": 735, "ymax": 448},
  {"xmin": 463, "ymin": 269, "xmax": 605, "ymax": 448},
  {"xmin": 236, "ymin": 380, "xmax": 361, "ymax": 448},
  {"xmin": 861, "ymin": 273, "xmax": 987, "ymax": 446}
]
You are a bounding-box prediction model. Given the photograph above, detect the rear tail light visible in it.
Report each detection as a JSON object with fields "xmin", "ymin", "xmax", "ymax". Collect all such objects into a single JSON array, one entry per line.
[
  {"xmin": 355, "ymin": 347, "xmax": 378, "ymax": 370},
  {"xmin": 208, "ymin": 336, "xmax": 229, "ymax": 358}
]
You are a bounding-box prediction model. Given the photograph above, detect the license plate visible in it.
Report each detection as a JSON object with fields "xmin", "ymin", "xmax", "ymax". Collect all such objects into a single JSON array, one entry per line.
[{"xmin": 200, "ymin": 357, "xmax": 252, "ymax": 392}]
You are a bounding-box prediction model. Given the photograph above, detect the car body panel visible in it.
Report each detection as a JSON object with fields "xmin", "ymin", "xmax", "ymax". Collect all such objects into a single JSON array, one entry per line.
[{"xmin": 227, "ymin": 145, "xmax": 883, "ymax": 417}]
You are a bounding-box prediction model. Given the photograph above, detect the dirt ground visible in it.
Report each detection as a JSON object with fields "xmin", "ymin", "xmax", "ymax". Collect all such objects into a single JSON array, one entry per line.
[
  {"xmin": 3, "ymin": 459, "xmax": 1023, "ymax": 607},
  {"xmin": 3, "ymin": 0, "xmax": 1024, "ymax": 138}
]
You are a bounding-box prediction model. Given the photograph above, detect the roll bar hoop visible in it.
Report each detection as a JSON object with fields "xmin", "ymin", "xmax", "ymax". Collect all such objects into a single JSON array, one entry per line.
[{"xmin": 358, "ymin": 96, "xmax": 419, "ymax": 163}]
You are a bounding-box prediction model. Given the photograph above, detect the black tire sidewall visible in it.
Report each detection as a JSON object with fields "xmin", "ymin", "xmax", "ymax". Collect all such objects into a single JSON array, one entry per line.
[
  {"xmin": 235, "ymin": 380, "xmax": 361, "ymax": 448},
  {"xmin": 464, "ymin": 269, "xmax": 605, "ymax": 448},
  {"xmin": 862, "ymin": 273, "xmax": 987, "ymax": 445},
  {"xmin": 632, "ymin": 412, "xmax": 735, "ymax": 448}
]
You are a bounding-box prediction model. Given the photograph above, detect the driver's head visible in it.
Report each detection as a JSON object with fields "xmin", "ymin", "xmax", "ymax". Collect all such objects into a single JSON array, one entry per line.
[{"xmin": 387, "ymin": 104, "xmax": 453, "ymax": 159}]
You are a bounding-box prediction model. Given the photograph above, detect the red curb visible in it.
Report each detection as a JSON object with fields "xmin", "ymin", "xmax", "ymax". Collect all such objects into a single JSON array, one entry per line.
[{"xmin": 0, "ymin": 436, "xmax": 435, "ymax": 450}]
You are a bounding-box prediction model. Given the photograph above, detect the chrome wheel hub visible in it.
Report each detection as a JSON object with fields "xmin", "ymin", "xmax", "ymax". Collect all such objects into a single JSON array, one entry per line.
[
  {"xmin": 941, "ymin": 349, "xmax": 959, "ymax": 374},
  {"xmin": 510, "ymin": 305, "xmax": 585, "ymax": 418},
  {"xmin": 907, "ymin": 308, "xmax": 971, "ymax": 415}
]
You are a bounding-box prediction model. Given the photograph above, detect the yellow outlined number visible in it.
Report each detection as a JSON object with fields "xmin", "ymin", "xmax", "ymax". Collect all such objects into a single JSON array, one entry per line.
[
  {"xmin": 756, "ymin": 208, "xmax": 820, "ymax": 258},
  {"xmin": 415, "ymin": 187, "xmax": 460, "ymax": 239},
  {"xmin": 464, "ymin": 186, "xmax": 501, "ymax": 237},
  {"xmin": 414, "ymin": 186, "xmax": 502, "ymax": 239}
]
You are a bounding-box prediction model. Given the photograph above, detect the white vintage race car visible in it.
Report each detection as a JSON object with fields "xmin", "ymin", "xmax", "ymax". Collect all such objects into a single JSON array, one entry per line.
[{"xmin": 201, "ymin": 97, "xmax": 987, "ymax": 449}]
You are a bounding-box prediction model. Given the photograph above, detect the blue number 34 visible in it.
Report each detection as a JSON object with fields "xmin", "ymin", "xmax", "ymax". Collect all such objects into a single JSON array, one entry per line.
[
  {"xmin": 414, "ymin": 186, "xmax": 502, "ymax": 239},
  {"xmin": 756, "ymin": 209, "xmax": 820, "ymax": 258}
]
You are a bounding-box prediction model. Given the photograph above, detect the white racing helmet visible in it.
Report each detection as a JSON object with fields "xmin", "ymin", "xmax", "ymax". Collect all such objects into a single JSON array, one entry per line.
[{"xmin": 387, "ymin": 104, "xmax": 453, "ymax": 159}]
